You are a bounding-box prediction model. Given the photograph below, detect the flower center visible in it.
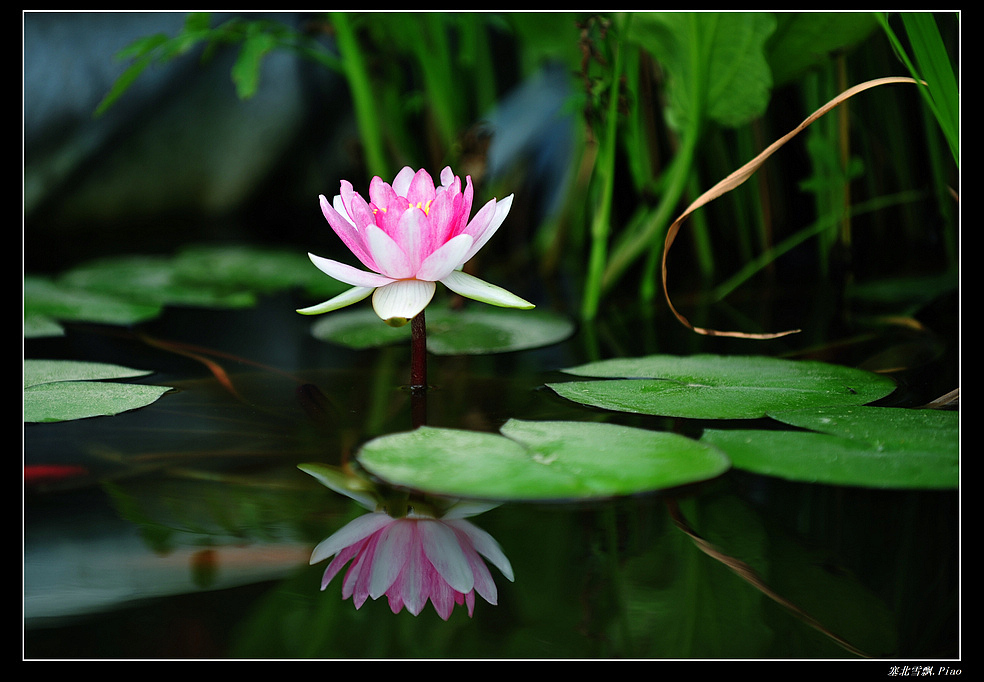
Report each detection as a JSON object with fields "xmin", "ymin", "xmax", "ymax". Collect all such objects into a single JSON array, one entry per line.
[{"xmin": 373, "ymin": 199, "xmax": 433, "ymax": 217}]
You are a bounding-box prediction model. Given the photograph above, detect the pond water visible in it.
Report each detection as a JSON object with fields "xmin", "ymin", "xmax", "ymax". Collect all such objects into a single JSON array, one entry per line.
[{"xmin": 24, "ymin": 284, "xmax": 959, "ymax": 659}]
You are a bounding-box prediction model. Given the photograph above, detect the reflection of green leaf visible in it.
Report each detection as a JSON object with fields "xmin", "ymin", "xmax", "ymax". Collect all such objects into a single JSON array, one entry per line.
[
  {"xmin": 24, "ymin": 359, "xmax": 171, "ymax": 423},
  {"xmin": 310, "ymin": 304, "xmax": 574, "ymax": 355},
  {"xmin": 627, "ymin": 12, "xmax": 775, "ymax": 130},
  {"xmin": 702, "ymin": 406, "xmax": 958, "ymax": 489},
  {"xmin": 550, "ymin": 354, "xmax": 896, "ymax": 419},
  {"xmin": 356, "ymin": 419, "xmax": 731, "ymax": 501}
]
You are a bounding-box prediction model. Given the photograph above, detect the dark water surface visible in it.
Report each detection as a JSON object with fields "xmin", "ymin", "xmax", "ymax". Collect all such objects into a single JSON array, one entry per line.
[{"xmin": 24, "ymin": 287, "xmax": 959, "ymax": 659}]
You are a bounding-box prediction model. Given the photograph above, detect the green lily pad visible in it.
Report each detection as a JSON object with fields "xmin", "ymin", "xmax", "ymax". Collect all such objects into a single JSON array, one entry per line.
[
  {"xmin": 310, "ymin": 304, "xmax": 574, "ymax": 355},
  {"xmin": 24, "ymin": 359, "xmax": 172, "ymax": 423},
  {"xmin": 24, "ymin": 275, "xmax": 163, "ymax": 332},
  {"xmin": 173, "ymin": 244, "xmax": 347, "ymax": 298},
  {"xmin": 60, "ymin": 255, "xmax": 256, "ymax": 308},
  {"xmin": 701, "ymin": 406, "xmax": 958, "ymax": 489},
  {"xmin": 548, "ymin": 354, "xmax": 896, "ymax": 419},
  {"xmin": 356, "ymin": 419, "xmax": 731, "ymax": 501}
]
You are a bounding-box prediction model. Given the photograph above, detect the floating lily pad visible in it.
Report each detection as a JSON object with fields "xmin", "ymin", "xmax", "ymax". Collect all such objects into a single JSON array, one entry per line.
[
  {"xmin": 701, "ymin": 406, "xmax": 958, "ymax": 489},
  {"xmin": 548, "ymin": 354, "xmax": 896, "ymax": 419},
  {"xmin": 310, "ymin": 304, "xmax": 574, "ymax": 355},
  {"xmin": 24, "ymin": 359, "xmax": 172, "ymax": 423},
  {"xmin": 60, "ymin": 255, "xmax": 257, "ymax": 308},
  {"xmin": 24, "ymin": 275, "xmax": 163, "ymax": 334},
  {"xmin": 24, "ymin": 245, "xmax": 351, "ymax": 339},
  {"xmin": 356, "ymin": 419, "xmax": 731, "ymax": 501},
  {"xmin": 173, "ymin": 244, "xmax": 347, "ymax": 298}
]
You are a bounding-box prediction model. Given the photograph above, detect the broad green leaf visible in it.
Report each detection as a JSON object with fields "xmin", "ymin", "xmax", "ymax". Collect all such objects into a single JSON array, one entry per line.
[
  {"xmin": 356, "ymin": 419, "xmax": 731, "ymax": 501},
  {"xmin": 310, "ymin": 304, "xmax": 573, "ymax": 355},
  {"xmin": 24, "ymin": 359, "xmax": 171, "ymax": 423},
  {"xmin": 702, "ymin": 406, "xmax": 958, "ymax": 488},
  {"xmin": 549, "ymin": 354, "xmax": 896, "ymax": 419},
  {"xmin": 627, "ymin": 12, "xmax": 775, "ymax": 130},
  {"xmin": 766, "ymin": 13, "xmax": 879, "ymax": 86}
]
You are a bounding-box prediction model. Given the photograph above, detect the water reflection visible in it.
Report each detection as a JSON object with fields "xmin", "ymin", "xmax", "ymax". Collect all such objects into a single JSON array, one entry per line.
[{"xmin": 302, "ymin": 464, "xmax": 513, "ymax": 620}]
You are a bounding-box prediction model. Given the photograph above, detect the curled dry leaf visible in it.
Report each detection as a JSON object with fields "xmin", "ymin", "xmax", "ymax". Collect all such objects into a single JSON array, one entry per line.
[{"xmin": 662, "ymin": 76, "xmax": 921, "ymax": 339}]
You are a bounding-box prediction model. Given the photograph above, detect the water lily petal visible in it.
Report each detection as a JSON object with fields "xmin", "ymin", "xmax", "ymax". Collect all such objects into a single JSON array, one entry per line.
[
  {"xmin": 296, "ymin": 286, "xmax": 375, "ymax": 316},
  {"xmin": 310, "ymin": 512, "xmax": 392, "ymax": 565},
  {"xmin": 418, "ymin": 518, "xmax": 474, "ymax": 594},
  {"xmin": 320, "ymin": 195, "xmax": 376, "ymax": 270},
  {"xmin": 366, "ymin": 225, "xmax": 414, "ymax": 279},
  {"xmin": 393, "ymin": 208, "xmax": 425, "ymax": 273},
  {"xmin": 306, "ymin": 253, "xmax": 394, "ymax": 288},
  {"xmin": 391, "ymin": 166, "xmax": 416, "ymax": 197},
  {"xmin": 440, "ymin": 166, "xmax": 455, "ymax": 187},
  {"xmin": 416, "ymin": 234, "xmax": 473, "ymax": 281},
  {"xmin": 446, "ymin": 519, "xmax": 515, "ymax": 582},
  {"xmin": 371, "ymin": 280, "xmax": 437, "ymax": 325},
  {"xmin": 369, "ymin": 520, "xmax": 413, "ymax": 599},
  {"xmin": 441, "ymin": 270, "xmax": 534, "ymax": 310},
  {"xmin": 462, "ymin": 194, "xmax": 513, "ymax": 263},
  {"xmin": 391, "ymin": 528, "xmax": 427, "ymax": 615},
  {"xmin": 405, "ymin": 168, "xmax": 436, "ymax": 209},
  {"xmin": 339, "ymin": 179, "xmax": 376, "ymax": 229}
]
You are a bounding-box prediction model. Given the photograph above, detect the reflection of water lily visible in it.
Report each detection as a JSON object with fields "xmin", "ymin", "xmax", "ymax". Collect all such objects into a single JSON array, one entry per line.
[
  {"xmin": 297, "ymin": 166, "xmax": 534, "ymax": 327},
  {"xmin": 300, "ymin": 462, "xmax": 514, "ymax": 620},
  {"xmin": 311, "ymin": 507, "xmax": 514, "ymax": 620}
]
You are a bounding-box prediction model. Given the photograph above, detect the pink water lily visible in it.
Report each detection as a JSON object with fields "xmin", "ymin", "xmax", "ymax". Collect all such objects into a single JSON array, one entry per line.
[
  {"xmin": 311, "ymin": 507, "xmax": 515, "ymax": 620},
  {"xmin": 298, "ymin": 166, "xmax": 534, "ymax": 326}
]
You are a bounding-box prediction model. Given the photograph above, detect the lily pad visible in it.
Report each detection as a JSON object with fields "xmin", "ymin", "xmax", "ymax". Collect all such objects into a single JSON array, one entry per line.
[
  {"xmin": 310, "ymin": 304, "xmax": 574, "ymax": 355},
  {"xmin": 701, "ymin": 406, "xmax": 958, "ymax": 489},
  {"xmin": 60, "ymin": 255, "xmax": 256, "ymax": 308},
  {"xmin": 24, "ymin": 275, "xmax": 163, "ymax": 333},
  {"xmin": 356, "ymin": 419, "xmax": 731, "ymax": 501},
  {"xmin": 24, "ymin": 359, "xmax": 172, "ymax": 423},
  {"xmin": 548, "ymin": 354, "xmax": 896, "ymax": 419},
  {"xmin": 173, "ymin": 244, "xmax": 348, "ymax": 298}
]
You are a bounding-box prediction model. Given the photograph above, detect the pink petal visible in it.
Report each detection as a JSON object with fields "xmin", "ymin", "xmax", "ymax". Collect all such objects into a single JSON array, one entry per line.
[
  {"xmin": 306, "ymin": 253, "xmax": 394, "ymax": 288},
  {"xmin": 365, "ymin": 225, "xmax": 414, "ymax": 279},
  {"xmin": 369, "ymin": 520, "xmax": 413, "ymax": 599},
  {"xmin": 339, "ymin": 179, "xmax": 376, "ymax": 229},
  {"xmin": 310, "ymin": 512, "xmax": 393, "ymax": 565},
  {"xmin": 392, "ymin": 528, "xmax": 427, "ymax": 615},
  {"xmin": 321, "ymin": 541, "xmax": 365, "ymax": 590},
  {"xmin": 320, "ymin": 195, "xmax": 377, "ymax": 271},
  {"xmin": 405, "ymin": 168, "xmax": 436, "ymax": 208},
  {"xmin": 423, "ymin": 186, "xmax": 456, "ymax": 247},
  {"xmin": 416, "ymin": 234, "xmax": 473, "ymax": 282},
  {"xmin": 462, "ymin": 194, "xmax": 513, "ymax": 264},
  {"xmin": 445, "ymin": 518, "xmax": 516, "ymax": 582},
  {"xmin": 393, "ymin": 208, "xmax": 425, "ymax": 273},
  {"xmin": 391, "ymin": 166, "xmax": 416, "ymax": 197},
  {"xmin": 417, "ymin": 519, "xmax": 474, "ymax": 594},
  {"xmin": 439, "ymin": 166, "xmax": 454, "ymax": 187}
]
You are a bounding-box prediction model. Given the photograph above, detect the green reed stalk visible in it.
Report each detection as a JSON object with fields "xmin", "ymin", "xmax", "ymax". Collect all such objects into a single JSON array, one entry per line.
[{"xmin": 330, "ymin": 12, "xmax": 389, "ymax": 178}]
